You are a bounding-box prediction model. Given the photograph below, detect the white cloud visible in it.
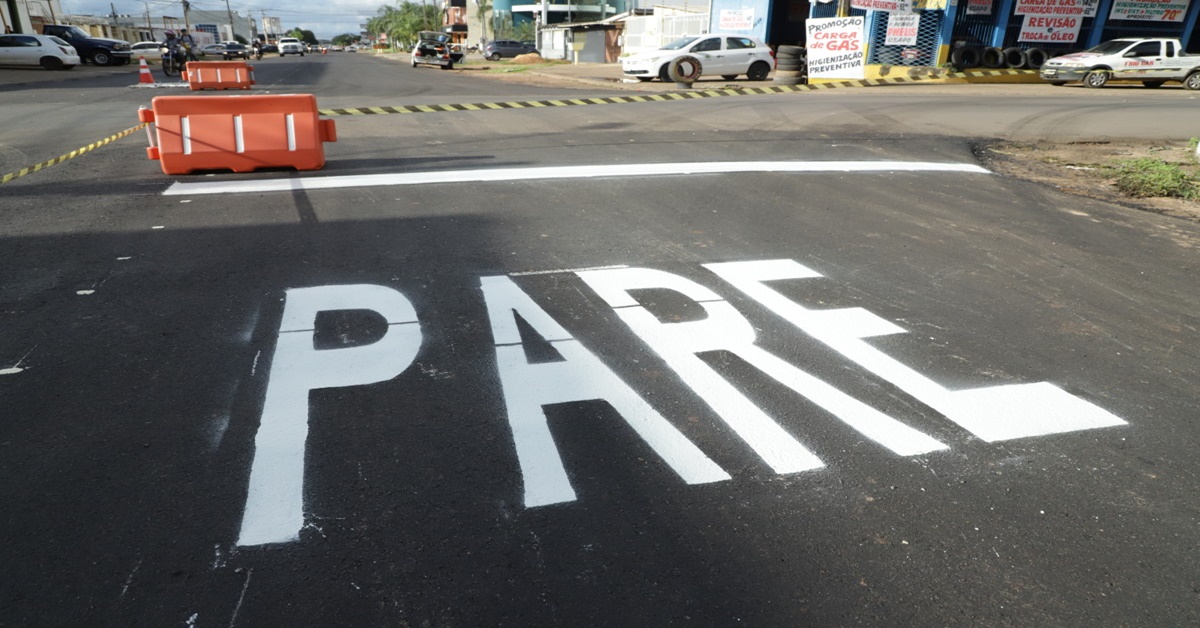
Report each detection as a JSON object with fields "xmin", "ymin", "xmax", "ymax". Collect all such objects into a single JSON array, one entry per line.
[{"xmin": 60, "ymin": 0, "xmax": 388, "ymax": 39}]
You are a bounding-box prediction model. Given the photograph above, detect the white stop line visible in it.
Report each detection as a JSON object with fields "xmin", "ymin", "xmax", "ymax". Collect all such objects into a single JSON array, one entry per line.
[{"xmin": 162, "ymin": 161, "xmax": 992, "ymax": 196}]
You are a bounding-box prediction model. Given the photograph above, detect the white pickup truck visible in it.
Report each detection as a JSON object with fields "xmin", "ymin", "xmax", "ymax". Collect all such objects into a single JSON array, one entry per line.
[{"xmin": 1040, "ymin": 38, "xmax": 1200, "ymax": 89}]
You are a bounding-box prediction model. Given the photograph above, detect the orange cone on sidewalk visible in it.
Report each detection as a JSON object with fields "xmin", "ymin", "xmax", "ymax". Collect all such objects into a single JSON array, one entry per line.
[{"xmin": 138, "ymin": 56, "xmax": 154, "ymax": 84}]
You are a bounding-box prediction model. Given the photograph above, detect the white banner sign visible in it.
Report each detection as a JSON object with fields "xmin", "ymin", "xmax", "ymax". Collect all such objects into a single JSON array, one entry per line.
[
  {"xmin": 1109, "ymin": 0, "xmax": 1189, "ymax": 21},
  {"xmin": 1018, "ymin": 14, "xmax": 1083, "ymax": 41},
  {"xmin": 851, "ymin": 0, "xmax": 914, "ymax": 11},
  {"xmin": 966, "ymin": 0, "xmax": 993, "ymax": 14},
  {"xmin": 1015, "ymin": 0, "xmax": 1099, "ymax": 16},
  {"xmin": 885, "ymin": 14, "xmax": 921, "ymax": 46},
  {"xmin": 806, "ymin": 17, "xmax": 865, "ymax": 80},
  {"xmin": 718, "ymin": 8, "xmax": 755, "ymax": 30}
]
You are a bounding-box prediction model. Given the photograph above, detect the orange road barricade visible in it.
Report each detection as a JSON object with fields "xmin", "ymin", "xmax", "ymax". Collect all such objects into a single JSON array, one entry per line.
[
  {"xmin": 184, "ymin": 60, "xmax": 255, "ymax": 90},
  {"xmin": 138, "ymin": 94, "xmax": 337, "ymax": 175}
]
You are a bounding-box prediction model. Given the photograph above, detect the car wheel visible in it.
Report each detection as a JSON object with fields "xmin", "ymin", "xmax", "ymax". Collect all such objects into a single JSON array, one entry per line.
[
  {"xmin": 489, "ymin": 52, "xmax": 501, "ymax": 61},
  {"xmin": 1083, "ymin": 69, "xmax": 1108, "ymax": 88},
  {"xmin": 1185, "ymin": 72, "xmax": 1200, "ymax": 91},
  {"xmin": 1142, "ymin": 80, "xmax": 1165, "ymax": 88},
  {"xmin": 721, "ymin": 74, "xmax": 738, "ymax": 80},
  {"xmin": 746, "ymin": 61, "xmax": 771, "ymax": 81},
  {"xmin": 91, "ymin": 51, "xmax": 112, "ymax": 66},
  {"xmin": 658, "ymin": 64, "xmax": 671, "ymax": 82},
  {"xmin": 40, "ymin": 56, "xmax": 64, "ymax": 71}
]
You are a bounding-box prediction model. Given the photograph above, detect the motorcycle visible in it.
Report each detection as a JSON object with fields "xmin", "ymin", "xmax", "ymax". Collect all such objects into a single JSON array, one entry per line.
[
  {"xmin": 253, "ymin": 47, "xmax": 263, "ymax": 61},
  {"xmin": 161, "ymin": 48, "xmax": 180, "ymax": 77}
]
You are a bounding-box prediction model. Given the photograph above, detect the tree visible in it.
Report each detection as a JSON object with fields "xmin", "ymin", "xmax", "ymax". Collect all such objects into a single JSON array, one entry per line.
[
  {"xmin": 332, "ymin": 33, "xmax": 359, "ymax": 47},
  {"xmin": 365, "ymin": 3, "xmax": 440, "ymax": 49},
  {"xmin": 287, "ymin": 27, "xmax": 318, "ymax": 46}
]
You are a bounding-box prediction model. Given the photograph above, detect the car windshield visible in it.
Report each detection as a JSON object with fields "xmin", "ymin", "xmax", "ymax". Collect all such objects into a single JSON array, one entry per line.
[
  {"xmin": 64, "ymin": 26, "xmax": 90, "ymax": 39},
  {"xmin": 662, "ymin": 36, "xmax": 699, "ymax": 51},
  {"xmin": 1085, "ymin": 40, "xmax": 1136, "ymax": 54}
]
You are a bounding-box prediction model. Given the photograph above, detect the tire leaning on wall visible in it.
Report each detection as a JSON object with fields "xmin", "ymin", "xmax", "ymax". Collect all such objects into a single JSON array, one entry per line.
[
  {"xmin": 981, "ymin": 47, "xmax": 1005, "ymax": 69},
  {"xmin": 1025, "ymin": 48, "xmax": 1048, "ymax": 70},
  {"xmin": 950, "ymin": 46, "xmax": 981, "ymax": 71},
  {"xmin": 668, "ymin": 55, "xmax": 703, "ymax": 85},
  {"xmin": 1003, "ymin": 47, "xmax": 1029, "ymax": 69}
]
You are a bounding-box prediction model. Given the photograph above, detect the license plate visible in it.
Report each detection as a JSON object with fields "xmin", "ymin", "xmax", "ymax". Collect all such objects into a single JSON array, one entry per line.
[{"xmin": 1043, "ymin": 69, "xmax": 1057, "ymax": 76}]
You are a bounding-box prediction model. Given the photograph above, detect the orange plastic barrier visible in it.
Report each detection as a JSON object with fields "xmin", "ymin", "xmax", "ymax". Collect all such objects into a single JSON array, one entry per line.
[
  {"xmin": 138, "ymin": 94, "xmax": 337, "ymax": 175},
  {"xmin": 184, "ymin": 60, "xmax": 255, "ymax": 90}
]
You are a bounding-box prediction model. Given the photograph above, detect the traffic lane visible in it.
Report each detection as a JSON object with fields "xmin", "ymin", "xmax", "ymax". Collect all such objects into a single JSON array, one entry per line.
[
  {"xmin": 0, "ymin": 53, "xmax": 635, "ymax": 179},
  {"xmin": 2, "ymin": 161, "xmax": 1198, "ymax": 624},
  {"xmin": 8, "ymin": 74, "xmax": 1200, "ymax": 188}
]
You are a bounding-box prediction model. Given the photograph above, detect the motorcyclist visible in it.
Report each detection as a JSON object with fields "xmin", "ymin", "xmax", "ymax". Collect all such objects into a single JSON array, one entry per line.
[
  {"xmin": 162, "ymin": 30, "xmax": 184, "ymax": 64},
  {"xmin": 251, "ymin": 39, "xmax": 262, "ymax": 59}
]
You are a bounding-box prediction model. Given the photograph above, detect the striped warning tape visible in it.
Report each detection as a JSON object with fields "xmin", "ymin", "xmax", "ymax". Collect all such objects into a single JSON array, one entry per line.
[
  {"xmin": 317, "ymin": 69, "xmax": 1037, "ymax": 117},
  {"xmin": 1, "ymin": 122, "xmax": 149, "ymax": 185}
]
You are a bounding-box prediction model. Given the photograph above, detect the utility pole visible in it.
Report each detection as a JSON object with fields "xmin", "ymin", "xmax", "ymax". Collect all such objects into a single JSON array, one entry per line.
[
  {"xmin": 224, "ymin": 0, "xmax": 236, "ymax": 40},
  {"xmin": 182, "ymin": 0, "xmax": 190, "ymax": 30}
]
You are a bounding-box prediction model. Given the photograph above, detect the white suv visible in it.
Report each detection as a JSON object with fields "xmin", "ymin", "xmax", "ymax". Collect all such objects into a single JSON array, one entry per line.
[{"xmin": 279, "ymin": 37, "xmax": 305, "ymax": 57}]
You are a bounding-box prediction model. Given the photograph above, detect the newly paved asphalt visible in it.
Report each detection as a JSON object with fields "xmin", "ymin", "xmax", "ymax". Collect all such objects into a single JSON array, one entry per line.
[{"xmin": 2, "ymin": 52, "xmax": 1199, "ymax": 626}]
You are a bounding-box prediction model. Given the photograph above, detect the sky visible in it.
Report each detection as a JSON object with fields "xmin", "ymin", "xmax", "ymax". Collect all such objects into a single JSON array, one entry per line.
[{"xmin": 58, "ymin": 0, "xmax": 387, "ymax": 40}]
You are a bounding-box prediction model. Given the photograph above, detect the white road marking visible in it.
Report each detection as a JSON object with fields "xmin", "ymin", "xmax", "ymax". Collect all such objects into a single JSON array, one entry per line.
[
  {"xmin": 162, "ymin": 161, "xmax": 992, "ymax": 196},
  {"xmin": 510, "ymin": 264, "xmax": 629, "ymax": 277},
  {"xmin": 704, "ymin": 260, "xmax": 1127, "ymax": 442},
  {"xmin": 481, "ymin": 275, "xmax": 729, "ymax": 507},
  {"xmin": 238, "ymin": 285, "xmax": 423, "ymax": 546}
]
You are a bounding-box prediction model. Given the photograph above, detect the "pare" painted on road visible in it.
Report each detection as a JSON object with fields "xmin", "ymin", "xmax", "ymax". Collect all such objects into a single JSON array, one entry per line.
[{"xmin": 236, "ymin": 259, "xmax": 1126, "ymax": 546}]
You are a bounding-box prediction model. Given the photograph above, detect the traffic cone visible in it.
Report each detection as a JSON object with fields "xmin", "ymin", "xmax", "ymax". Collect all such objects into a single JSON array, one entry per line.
[{"xmin": 138, "ymin": 56, "xmax": 154, "ymax": 84}]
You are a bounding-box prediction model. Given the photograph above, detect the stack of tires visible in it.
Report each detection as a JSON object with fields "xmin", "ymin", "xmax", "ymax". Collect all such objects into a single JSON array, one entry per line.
[
  {"xmin": 774, "ymin": 45, "xmax": 807, "ymax": 86},
  {"xmin": 951, "ymin": 45, "xmax": 1051, "ymax": 71}
]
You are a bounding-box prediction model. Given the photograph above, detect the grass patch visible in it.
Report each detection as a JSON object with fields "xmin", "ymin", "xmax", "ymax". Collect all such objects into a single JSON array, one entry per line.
[{"xmin": 1113, "ymin": 157, "xmax": 1200, "ymax": 200}]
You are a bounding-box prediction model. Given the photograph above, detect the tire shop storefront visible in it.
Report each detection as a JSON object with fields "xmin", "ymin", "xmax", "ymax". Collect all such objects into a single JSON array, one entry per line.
[{"xmin": 717, "ymin": 0, "xmax": 1200, "ymax": 75}]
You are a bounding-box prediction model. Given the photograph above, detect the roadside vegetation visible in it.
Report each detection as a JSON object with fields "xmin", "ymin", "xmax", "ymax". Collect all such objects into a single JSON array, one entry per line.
[
  {"xmin": 366, "ymin": 1, "xmax": 534, "ymax": 51},
  {"xmin": 979, "ymin": 139, "xmax": 1200, "ymax": 221}
]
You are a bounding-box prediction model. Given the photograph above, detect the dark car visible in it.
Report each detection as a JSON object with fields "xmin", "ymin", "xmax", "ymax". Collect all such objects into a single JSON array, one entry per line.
[
  {"xmin": 221, "ymin": 43, "xmax": 249, "ymax": 59},
  {"xmin": 483, "ymin": 39, "xmax": 538, "ymax": 61},
  {"xmin": 261, "ymin": 43, "xmax": 278, "ymax": 53}
]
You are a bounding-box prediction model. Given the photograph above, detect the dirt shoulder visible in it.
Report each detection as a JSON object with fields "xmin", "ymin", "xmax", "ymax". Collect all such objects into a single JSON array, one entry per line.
[{"xmin": 976, "ymin": 140, "xmax": 1200, "ymax": 223}]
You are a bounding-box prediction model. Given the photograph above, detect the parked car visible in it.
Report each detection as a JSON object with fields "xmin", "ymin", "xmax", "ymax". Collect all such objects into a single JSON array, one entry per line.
[
  {"xmin": 0, "ymin": 33, "xmax": 80, "ymax": 70},
  {"xmin": 621, "ymin": 34, "xmax": 774, "ymax": 82},
  {"xmin": 1040, "ymin": 38, "xmax": 1200, "ymax": 89},
  {"xmin": 279, "ymin": 37, "xmax": 305, "ymax": 56},
  {"xmin": 483, "ymin": 39, "xmax": 538, "ymax": 60},
  {"xmin": 130, "ymin": 41, "xmax": 166, "ymax": 58},
  {"xmin": 411, "ymin": 31, "xmax": 464, "ymax": 69},
  {"xmin": 41, "ymin": 24, "xmax": 131, "ymax": 66}
]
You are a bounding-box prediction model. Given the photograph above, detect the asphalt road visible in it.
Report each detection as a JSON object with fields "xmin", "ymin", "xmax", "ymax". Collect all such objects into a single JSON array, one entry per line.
[{"xmin": 2, "ymin": 52, "xmax": 1199, "ymax": 626}]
